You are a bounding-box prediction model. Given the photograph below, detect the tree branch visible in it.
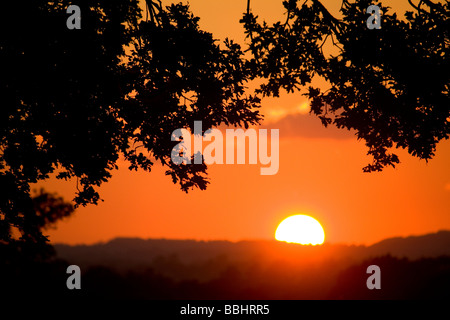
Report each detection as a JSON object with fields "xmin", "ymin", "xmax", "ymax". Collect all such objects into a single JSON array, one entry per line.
[
  {"xmin": 310, "ymin": 0, "xmax": 344, "ymax": 36},
  {"xmin": 408, "ymin": 0, "xmax": 428, "ymax": 14}
]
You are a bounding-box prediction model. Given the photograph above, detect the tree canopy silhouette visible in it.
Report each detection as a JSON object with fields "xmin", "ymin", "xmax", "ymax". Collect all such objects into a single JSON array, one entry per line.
[
  {"xmin": 0, "ymin": 188, "xmax": 74, "ymax": 263},
  {"xmin": 0, "ymin": 0, "xmax": 260, "ymax": 244},
  {"xmin": 1, "ymin": 0, "xmax": 449, "ymax": 245},
  {"xmin": 241, "ymin": 0, "xmax": 449, "ymax": 172}
]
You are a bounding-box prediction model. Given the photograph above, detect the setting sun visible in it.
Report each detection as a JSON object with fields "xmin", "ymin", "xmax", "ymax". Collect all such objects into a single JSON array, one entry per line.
[{"xmin": 275, "ymin": 214, "xmax": 325, "ymax": 245}]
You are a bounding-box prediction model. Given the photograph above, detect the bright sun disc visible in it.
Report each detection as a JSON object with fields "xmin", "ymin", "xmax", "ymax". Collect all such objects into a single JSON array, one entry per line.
[{"xmin": 275, "ymin": 214, "xmax": 325, "ymax": 245}]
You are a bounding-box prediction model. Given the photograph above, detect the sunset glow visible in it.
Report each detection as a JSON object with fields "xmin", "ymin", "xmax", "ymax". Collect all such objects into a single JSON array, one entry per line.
[
  {"xmin": 2, "ymin": 0, "xmax": 449, "ymax": 302},
  {"xmin": 34, "ymin": 0, "xmax": 450, "ymax": 247}
]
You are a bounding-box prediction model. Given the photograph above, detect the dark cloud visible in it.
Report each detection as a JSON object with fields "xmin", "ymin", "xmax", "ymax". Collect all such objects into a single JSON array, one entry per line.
[{"xmin": 261, "ymin": 112, "xmax": 356, "ymax": 140}]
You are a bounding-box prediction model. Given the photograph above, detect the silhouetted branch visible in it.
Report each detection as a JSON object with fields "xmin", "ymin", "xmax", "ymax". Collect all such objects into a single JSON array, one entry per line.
[
  {"xmin": 408, "ymin": 0, "xmax": 428, "ymax": 15},
  {"xmin": 145, "ymin": 0, "xmax": 163, "ymax": 25},
  {"xmin": 408, "ymin": 0, "xmax": 444, "ymax": 15},
  {"xmin": 311, "ymin": 0, "xmax": 344, "ymax": 37}
]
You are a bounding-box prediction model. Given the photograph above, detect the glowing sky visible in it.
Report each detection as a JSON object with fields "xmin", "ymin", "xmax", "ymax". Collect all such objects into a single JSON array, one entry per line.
[{"xmin": 37, "ymin": 0, "xmax": 450, "ymax": 245}]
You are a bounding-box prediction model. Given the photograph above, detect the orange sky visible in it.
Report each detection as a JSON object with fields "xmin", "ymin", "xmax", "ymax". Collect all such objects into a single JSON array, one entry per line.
[{"xmin": 37, "ymin": 0, "xmax": 450, "ymax": 246}]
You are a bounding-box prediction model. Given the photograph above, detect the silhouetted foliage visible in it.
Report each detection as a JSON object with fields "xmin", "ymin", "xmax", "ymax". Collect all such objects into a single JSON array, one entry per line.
[
  {"xmin": 0, "ymin": 189, "xmax": 73, "ymax": 300},
  {"xmin": 2, "ymin": 0, "xmax": 448, "ymax": 247},
  {"xmin": 0, "ymin": 189, "xmax": 74, "ymax": 267},
  {"xmin": 124, "ymin": 2, "xmax": 261, "ymax": 190},
  {"xmin": 0, "ymin": 1, "xmax": 260, "ymax": 244},
  {"xmin": 242, "ymin": 0, "xmax": 449, "ymax": 172},
  {"xmin": 2, "ymin": 188, "xmax": 73, "ymax": 247},
  {"xmin": 31, "ymin": 188, "xmax": 74, "ymax": 231}
]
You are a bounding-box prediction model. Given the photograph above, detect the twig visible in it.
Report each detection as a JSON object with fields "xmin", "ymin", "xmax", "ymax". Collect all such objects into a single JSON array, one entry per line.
[
  {"xmin": 319, "ymin": 34, "xmax": 330, "ymax": 56},
  {"xmin": 408, "ymin": 0, "xmax": 430, "ymax": 15}
]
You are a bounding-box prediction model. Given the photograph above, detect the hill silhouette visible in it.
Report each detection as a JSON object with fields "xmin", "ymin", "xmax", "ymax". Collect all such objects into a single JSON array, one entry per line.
[
  {"xmin": 364, "ymin": 230, "xmax": 450, "ymax": 260},
  {"xmin": 2, "ymin": 231, "xmax": 448, "ymax": 299},
  {"xmin": 54, "ymin": 230, "xmax": 450, "ymax": 280}
]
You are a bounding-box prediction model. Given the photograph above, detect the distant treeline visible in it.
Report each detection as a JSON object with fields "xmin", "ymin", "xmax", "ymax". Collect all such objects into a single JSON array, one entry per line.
[{"xmin": 1, "ymin": 241, "xmax": 449, "ymax": 300}]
